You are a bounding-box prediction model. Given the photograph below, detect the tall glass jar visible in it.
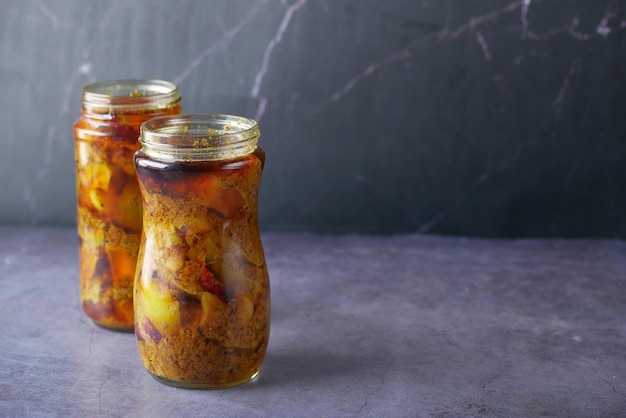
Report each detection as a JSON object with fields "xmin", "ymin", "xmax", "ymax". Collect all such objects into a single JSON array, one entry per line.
[
  {"xmin": 74, "ymin": 79, "xmax": 182, "ymax": 331},
  {"xmin": 133, "ymin": 114, "xmax": 270, "ymax": 389}
]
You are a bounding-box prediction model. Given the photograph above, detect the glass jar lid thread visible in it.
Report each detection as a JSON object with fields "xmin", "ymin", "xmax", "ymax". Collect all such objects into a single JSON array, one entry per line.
[
  {"xmin": 139, "ymin": 114, "xmax": 260, "ymax": 162},
  {"xmin": 81, "ymin": 79, "xmax": 181, "ymax": 117}
]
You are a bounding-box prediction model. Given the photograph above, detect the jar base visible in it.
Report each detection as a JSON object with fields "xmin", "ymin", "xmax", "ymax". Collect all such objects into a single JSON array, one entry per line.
[{"xmin": 148, "ymin": 370, "xmax": 260, "ymax": 390}]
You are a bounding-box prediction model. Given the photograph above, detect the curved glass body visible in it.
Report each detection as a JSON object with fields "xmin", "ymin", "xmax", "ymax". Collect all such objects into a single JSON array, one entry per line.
[
  {"xmin": 133, "ymin": 114, "xmax": 270, "ymax": 389},
  {"xmin": 74, "ymin": 79, "xmax": 181, "ymax": 330}
]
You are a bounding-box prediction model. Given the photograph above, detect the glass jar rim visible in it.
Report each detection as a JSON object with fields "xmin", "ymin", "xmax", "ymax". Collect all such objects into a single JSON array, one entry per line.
[
  {"xmin": 82, "ymin": 79, "xmax": 181, "ymax": 108},
  {"xmin": 139, "ymin": 114, "xmax": 260, "ymax": 162}
]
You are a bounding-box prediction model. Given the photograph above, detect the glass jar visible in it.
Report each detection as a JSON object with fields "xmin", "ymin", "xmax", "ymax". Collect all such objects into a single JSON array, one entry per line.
[
  {"xmin": 74, "ymin": 79, "xmax": 182, "ymax": 331},
  {"xmin": 133, "ymin": 114, "xmax": 270, "ymax": 389}
]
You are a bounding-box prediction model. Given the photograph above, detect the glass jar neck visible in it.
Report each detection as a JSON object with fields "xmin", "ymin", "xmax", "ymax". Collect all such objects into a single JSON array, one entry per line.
[
  {"xmin": 139, "ymin": 114, "xmax": 260, "ymax": 162},
  {"xmin": 81, "ymin": 79, "xmax": 181, "ymax": 120}
]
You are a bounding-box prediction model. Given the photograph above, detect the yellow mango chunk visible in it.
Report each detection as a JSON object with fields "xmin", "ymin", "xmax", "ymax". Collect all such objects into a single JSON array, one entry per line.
[
  {"xmin": 140, "ymin": 277, "xmax": 181, "ymax": 336},
  {"xmin": 89, "ymin": 189, "xmax": 106, "ymax": 212},
  {"xmin": 114, "ymin": 182, "xmax": 142, "ymax": 232},
  {"xmin": 82, "ymin": 162, "xmax": 112, "ymax": 190}
]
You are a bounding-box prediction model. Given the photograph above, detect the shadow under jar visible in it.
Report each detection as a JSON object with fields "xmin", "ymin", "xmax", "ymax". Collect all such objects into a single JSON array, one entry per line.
[
  {"xmin": 74, "ymin": 79, "xmax": 182, "ymax": 331},
  {"xmin": 133, "ymin": 114, "xmax": 270, "ymax": 389}
]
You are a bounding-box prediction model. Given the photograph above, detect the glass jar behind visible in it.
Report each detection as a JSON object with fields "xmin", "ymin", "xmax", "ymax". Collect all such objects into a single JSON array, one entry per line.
[
  {"xmin": 133, "ymin": 114, "xmax": 270, "ymax": 389},
  {"xmin": 74, "ymin": 79, "xmax": 182, "ymax": 331}
]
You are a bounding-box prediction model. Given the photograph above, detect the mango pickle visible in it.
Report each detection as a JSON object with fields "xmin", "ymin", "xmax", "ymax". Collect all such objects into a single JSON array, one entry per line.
[
  {"xmin": 133, "ymin": 114, "xmax": 270, "ymax": 389},
  {"xmin": 74, "ymin": 80, "xmax": 181, "ymax": 331}
]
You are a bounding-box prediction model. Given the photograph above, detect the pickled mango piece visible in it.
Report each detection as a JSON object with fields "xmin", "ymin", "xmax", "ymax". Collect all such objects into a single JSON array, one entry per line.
[
  {"xmin": 114, "ymin": 182, "xmax": 142, "ymax": 232},
  {"xmin": 89, "ymin": 187, "xmax": 123, "ymax": 218},
  {"xmin": 107, "ymin": 245, "xmax": 136, "ymax": 285},
  {"xmin": 196, "ymin": 176, "xmax": 245, "ymax": 218},
  {"xmin": 108, "ymin": 166, "xmax": 129, "ymax": 196},
  {"xmin": 179, "ymin": 214, "xmax": 212, "ymax": 231},
  {"xmin": 82, "ymin": 162, "xmax": 112, "ymax": 190},
  {"xmin": 89, "ymin": 189, "xmax": 106, "ymax": 212},
  {"xmin": 200, "ymin": 291, "xmax": 225, "ymax": 326},
  {"xmin": 236, "ymin": 296, "xmax": 254, "ymax": 324},
  {"xmin": 140, "ymin": 277, "xmax": 181, "ymax": 336}
]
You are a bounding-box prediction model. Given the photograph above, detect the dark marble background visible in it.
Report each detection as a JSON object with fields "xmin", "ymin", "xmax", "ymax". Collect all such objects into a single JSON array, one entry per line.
[{"xmin": 1, "ymin": 0, "xmax": 625, "ymax": 237}]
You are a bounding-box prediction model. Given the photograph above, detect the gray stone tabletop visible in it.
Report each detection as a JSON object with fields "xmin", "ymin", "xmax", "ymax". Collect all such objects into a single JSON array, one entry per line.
[{"xmin": 0, "ymin": 226, "xmax": 625, "ymax": 417}]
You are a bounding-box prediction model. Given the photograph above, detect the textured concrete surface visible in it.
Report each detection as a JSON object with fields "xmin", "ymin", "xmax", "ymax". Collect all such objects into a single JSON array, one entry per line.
[{"xmin": 0, "ymin": 226, "xmax": 625, "ymax": 417}]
